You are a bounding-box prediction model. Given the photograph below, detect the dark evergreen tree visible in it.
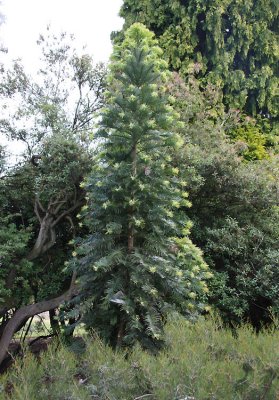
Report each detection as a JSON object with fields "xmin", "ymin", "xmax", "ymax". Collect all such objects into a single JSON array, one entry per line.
[
  {"xmin": 72, "ymin": 24, "xmax": 211, "ymax": 349},
  {"xmin": 116, "ymin": 0, "xmax": 279, "ymax": 119}
]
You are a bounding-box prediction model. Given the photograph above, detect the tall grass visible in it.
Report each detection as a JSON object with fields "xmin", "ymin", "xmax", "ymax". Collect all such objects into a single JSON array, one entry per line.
[{"xmin": 1, "ymin": 316, "xmax": 278, "ymax": 399}]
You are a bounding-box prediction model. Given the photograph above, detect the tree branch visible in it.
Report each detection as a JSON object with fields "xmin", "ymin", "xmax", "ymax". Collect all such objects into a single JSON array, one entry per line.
[
  {"xmin": 51, "ymin": 198, "xmax": 84, "ymax": 228},
  {"xmin": 0, "ymin": 279, "xmax": 79, "ymax": 367},
  {"xmin": 34, "ymin": 198, "xmax": 43, "ymax": 223},
  {"xmin": 35, "ymin": 194, "xmax": 46, "ymax": 213}
]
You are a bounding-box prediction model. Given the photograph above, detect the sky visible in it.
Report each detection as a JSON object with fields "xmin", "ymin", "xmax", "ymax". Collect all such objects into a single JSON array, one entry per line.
[
  {"xmin": 0, "ymin": 0, "xmax": 124, "ymax": 160},
  {"xmin": 1, "ymin": 0, "xmax": 124, "ymax": 65}
]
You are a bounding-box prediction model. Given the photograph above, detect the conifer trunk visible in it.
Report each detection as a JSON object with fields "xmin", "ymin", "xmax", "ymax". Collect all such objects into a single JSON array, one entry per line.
[
  {"xmin": 117, "ymin": 143, "xmax": 137, "ymax": 348},
  {"xmin": 128, "ymin": 143, "xmax": 137, "ymax": 253}
]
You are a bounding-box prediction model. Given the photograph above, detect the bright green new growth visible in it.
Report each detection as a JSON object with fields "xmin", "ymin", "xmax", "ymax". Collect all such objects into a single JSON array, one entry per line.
[{"xmin": 73, "ymin": 23, "xmax": 210, "ymax": 349}]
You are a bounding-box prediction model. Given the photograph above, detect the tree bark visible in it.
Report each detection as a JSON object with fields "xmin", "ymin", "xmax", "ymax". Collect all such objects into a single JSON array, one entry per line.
[
  {"xmin": 49, "ymin": 308, "xmax": 61, "ymax": 335},
  {"xmin": 0, "ymin": 195, "xmax": 83, "ymax": 314},
  {"xmin": 27, "ymin": 213, "xmax": 56, "ymax": 260},
  {"xmin": 0, "ymin": 281, "xmax": 78, "ymax": 367},
  {"xmin": 128, "ymin": 143, "xmax": 137, "ymax": 253},
  {"xmin": 28, "ymin": 195, "xmax": 83, "ymax": 261},
  {"xmin": 116, "ymin": 319, "xmax": 125, "ymax": 348},
  {"xmin": 117, "ymin": 143, "xmax": 138, "ymax": 347}
]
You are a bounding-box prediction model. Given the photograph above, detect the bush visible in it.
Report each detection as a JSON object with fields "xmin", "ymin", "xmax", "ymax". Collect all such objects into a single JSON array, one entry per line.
[
  {"xmin": 1, "ymin": 316, "xmax": 278, "ymax": 399},
  {"xmin": 166, "ymin": 72, "xmax": 279, "ymax": 327}
]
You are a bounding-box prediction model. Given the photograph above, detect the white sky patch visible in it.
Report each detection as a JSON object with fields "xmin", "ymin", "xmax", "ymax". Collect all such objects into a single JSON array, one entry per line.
[
  {"xmin": 1, "ymin": 0, "xmax": 124, "ymax": 65},
  {"xmin": 0, "ymin": 0, "xmax": 124, "ymax": 162}
]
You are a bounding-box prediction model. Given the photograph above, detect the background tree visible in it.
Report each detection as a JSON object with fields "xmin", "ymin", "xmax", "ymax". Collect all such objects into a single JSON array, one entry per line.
[
  {"xmin": 71, "ymin": 23, "xmax": 211, "ymax": 350},
  {"xmin": 167, "ymin": 72, "xmax": 279, "ymax": 327},
  {"xmin": 116, "ymin": 1, "xmax": 279, "ymax": 326},
  {"xmin": 116, "ymin": 0, "xmax": 279, "ymax": 119},
  {"xmin": 0, "ymin": 31, "xmax": 105, "ymax": 366},
  {"xmin": 0, "ymin": 27, "xmax": 106, "ymax": 154}
]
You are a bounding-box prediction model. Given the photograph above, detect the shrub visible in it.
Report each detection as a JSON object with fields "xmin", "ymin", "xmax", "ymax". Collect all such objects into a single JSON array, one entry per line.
[{"xmin": 1, "ymin": 316, "xmax": 278, "ymax": 399}]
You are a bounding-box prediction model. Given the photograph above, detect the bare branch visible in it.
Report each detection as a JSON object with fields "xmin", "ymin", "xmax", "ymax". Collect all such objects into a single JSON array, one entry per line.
[
  {"xmin": 65, "ymin": 215, "xmax": 75, "ymax": 230},
  {"xmin": 34, "ymin": 198, "xmax": 43, "ymax": 223},
  {"xmin": 35, "ymin": 195, "xmax": 43, "ymax": 210},
  {"xmin": 51, "ymin": 198, "xmax": 83, "ymax": 228},
  {"xmin": 50, "ymin": 199, "xmax": 67, "ymax": 215},
  {"xmin": 72, "ymin": 84, "xmax": 83, "ymax": 131}
]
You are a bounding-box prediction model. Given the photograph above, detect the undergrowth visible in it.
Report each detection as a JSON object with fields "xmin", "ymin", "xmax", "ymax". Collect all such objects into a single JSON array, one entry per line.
[{"xmin": 0, "ymin": 316, "xmax": 278, "ymax": 400}]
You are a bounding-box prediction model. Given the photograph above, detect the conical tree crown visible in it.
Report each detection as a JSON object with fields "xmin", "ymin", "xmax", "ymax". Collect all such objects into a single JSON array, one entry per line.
[{"xmin": 73, "ymin": 23, "xmax": 211, "ymax": 349}]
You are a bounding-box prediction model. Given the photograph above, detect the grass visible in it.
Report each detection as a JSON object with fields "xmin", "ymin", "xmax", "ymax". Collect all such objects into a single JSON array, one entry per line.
[{"xmin": 1, "ymin": 315, "xmax": 278, "ymax": 399}]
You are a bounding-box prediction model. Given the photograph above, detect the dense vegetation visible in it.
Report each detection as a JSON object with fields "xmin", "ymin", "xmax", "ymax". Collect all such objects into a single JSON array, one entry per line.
[
  {"xmin": 117, "ymin": 0, "xmax": 279, "ymax": 118},
  {"xmin": 1, "ymin": 316, "xmax": 278, "ymax": 399},
  {"xmin": 115, "ymin": 0, "xmax": 279, "ymax": 328},
  {"xmin": 0, "ymin": 1, "xmax": 278, "ymax": 397},
  {"xmin": 165, "ymin": 73, "xmax": 279, "ymax": 327},
  {"xmin": 116, "ymin": 0, "xmax": 279, "ymax": 172},
  {"xmin": 0, "ymin": 31, "xmax": 106, "ymax": 365}
]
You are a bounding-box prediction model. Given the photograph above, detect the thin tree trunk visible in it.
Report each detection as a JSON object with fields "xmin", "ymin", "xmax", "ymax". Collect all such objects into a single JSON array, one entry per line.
[
  {"xmin": 117, "ymin": 143, "xmax": 138, "ymax": 347},
  {"xmin": 128, "ymin": 143, "xmax": 137, "ymax": 253},
  {"xmin": 116, "ymin": 319, "xmax": 125, "ymax": 348},
  {"xmin": 27, "ymin": 214, "xmax": 56, "ymax": 260},
  {"xmin": 22, "ymin": 317, "xmax": 34, "ymax": 343},
  {"xmin": 49, "ymin": 308, "xmax": 61, "ymax": 335}
]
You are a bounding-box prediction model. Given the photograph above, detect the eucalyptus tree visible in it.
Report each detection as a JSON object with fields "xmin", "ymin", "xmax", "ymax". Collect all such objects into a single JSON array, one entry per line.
[{"xmin": 0, "ymin": 30, "xmax": 106, "ymax": 366}]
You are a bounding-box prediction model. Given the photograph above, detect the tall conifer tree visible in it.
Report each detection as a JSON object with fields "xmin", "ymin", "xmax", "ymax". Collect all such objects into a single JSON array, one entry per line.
[{"xmin": 73, "ymin": 24, "xmax": 211, "ymax": 349}]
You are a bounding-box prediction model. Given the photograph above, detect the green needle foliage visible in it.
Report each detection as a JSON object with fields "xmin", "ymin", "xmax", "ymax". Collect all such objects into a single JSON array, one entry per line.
[
  {"xmin": 117, "ymin": 0, "xmax": 279, "ymax": 118},
  {"xmin": 72, "ymin": 23, "xmax": 211, "ymax": 350}
]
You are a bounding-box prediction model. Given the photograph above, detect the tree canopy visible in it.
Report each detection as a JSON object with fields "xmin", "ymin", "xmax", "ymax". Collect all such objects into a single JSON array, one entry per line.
[
  {"xmin": 166, "ymin": 72, "xmax": 279, "ymax": 327},
  {"xmin": 0, "ymin": 31, "xmax": 105, "ymax": 365},
  {"xmin": 117, "ymin": 0, "xmax": 279, "ymax": 118}
]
